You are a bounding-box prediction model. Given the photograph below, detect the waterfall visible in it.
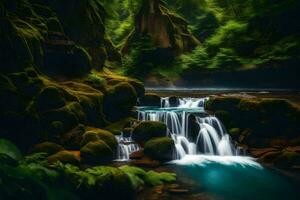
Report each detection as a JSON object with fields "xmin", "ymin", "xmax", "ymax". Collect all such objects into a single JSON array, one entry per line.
[
  {"xmin": 115, "ymin": 132, "xmax": 140, "ymax": 161},
  {"xmin": 138, "ymin": 97, "xmax": 242, "ymax": 159}
]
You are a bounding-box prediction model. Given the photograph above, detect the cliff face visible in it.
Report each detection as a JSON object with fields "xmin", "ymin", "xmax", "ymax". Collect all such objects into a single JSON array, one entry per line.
[
  {"xmin": 0, "ymin": 0, "xmax": 143, "ymax": 151},
  {"xmin": 122, "ymin": 0, "xmax": 199, "ymax": 56}
]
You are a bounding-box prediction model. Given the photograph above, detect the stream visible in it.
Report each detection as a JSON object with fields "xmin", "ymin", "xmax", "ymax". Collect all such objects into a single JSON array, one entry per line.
[{"xmin": 117, "ymin": 96, "xmax": 300, "ymax": 200}]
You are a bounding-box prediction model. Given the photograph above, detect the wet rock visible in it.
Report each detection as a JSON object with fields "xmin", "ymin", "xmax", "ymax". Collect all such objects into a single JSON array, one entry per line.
[
  {"xmin": 35, "ymin": 86, "xmax": 65, "ymax": 112},
  {"xmin": 47, "ymin": 150, "xmax": 80, "ymax": 165},
  {"xmin": 130, "ymin": 149, "xmax": 144, "ymax": 160},
  {"xmin": 30, "ymin": 142, "xmax": 64, "ymax": 156},
  {"xmin": 80, "ymin": 140, "xmax": 113, "ymax": 165},
  {"xmin": 132, "ymin": 121, "xmax": 167, "ymax": 144},
  {"xmin": 169, "ymin": 96, "xmax": 180, "ymax": 107},
  {"xmin": 81, "ymin": 128, "xmax": 117, "ymax": 150},
  {"xmin": 104, "ymin": 82, "xmax": 137, "ymax": 121},
  {"xmin": 60, "ymin": 124, "xmax": 85, "ymax": 150},
  {"xmin": 144, "ymin": 137, "xmax": 175, "ymax": 162},
  {"xmin": 140, "ymin": 93, "xmax": 161, "ymax": 106}
]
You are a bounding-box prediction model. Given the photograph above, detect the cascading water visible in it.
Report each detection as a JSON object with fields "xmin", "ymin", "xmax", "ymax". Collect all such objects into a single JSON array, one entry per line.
[
  {"xmin": 138, "ymin": 97, "xmax": 243, "ymax": 159},
  {"xmin": 115, "ymin": 132, "xmax": 140, "ymax": 161}
]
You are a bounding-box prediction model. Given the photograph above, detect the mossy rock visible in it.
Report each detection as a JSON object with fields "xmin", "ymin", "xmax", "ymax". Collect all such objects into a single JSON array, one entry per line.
[
  {"xmin": 81, "ymin": 128, "xmax": 117, "ymax": 150},
  {"xmin": 274, "ymin": 151, "xmax": 300, "ymax": 169},
  {"xmin": 60, "ymin": 124, "xmax": 85, "ymax": 150},
  {"xmin": 132, "ymin": 121, "xmax": 167, "ymax": 144},
  {"xmin": 128, "ymin": 79, "xmax": 145, "ymax": 98},
  {"xmin": 8, "ymin": 72, "xmax": 44, "ymax": 97},
  {"xmin": 80, "ymin": 140, "xmax": 113, "ymax": 165},
  {"xmin": 35, "ymin": 86, "xmax": 65, "ymax": 112},
  {"xmin": 83, "ymin": 166, "xmax": 135, "ymax": 200},
  {"xmin": 83, "ymin": 73, "xmax": 107, "ymax": 92},
  {"xmin": 215, "ymin": 110, "xmax": 235, "ymax": 129},
  {"xmin": 228, "ymin": 128, "xmax": 241, "ymax": 140},
  {"xmin": 105, "ymin": 117, "xmax": 135, "ymax": 135},
  {"xmin": 30, "ymin": 142, "xmax": 64, "ymax": 156},
  {"xmin": 40, "ymin": 104, "xmax": 81, "ymax": 135},
  {"xmin": 140, "ymin": 93, "xmax": 161, "ymax": 106},
  {"xmin": 104, "ymin": 82, "xmax": 137, "ymax": 121},
  {"xmin": 44, "ymin": 46, "xmax": 92, "ymax": 77},
  {"xmin": 205, "ymin": 97, "xmax": 241, "ymax": 112},
  {"xmin": 49, "ymin": 121, "xmax": 64, "ymax": 136},
  {"xmin": 144, "ymin": 137, "xmax": 175, "ymax": 162},
  {"xmin": 47, "ymin": 150, "xmax": 80, "ymax": 165},
  {"xmin": 78, "ymin": 94, "xmax": 106, "ymax": 127}
]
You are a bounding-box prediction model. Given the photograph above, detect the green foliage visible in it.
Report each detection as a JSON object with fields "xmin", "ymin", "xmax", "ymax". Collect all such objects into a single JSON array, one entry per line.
[
  {"xmin": 0, "ymin": 138, "xmax": 22, "ymax": 160},
  {"xmin": 0, "ymin": 152, "xmax": 77, "ymax": 200},
  {"xmin": 119, "ymin": 165, "xmax": 176, "ymax": 189}
]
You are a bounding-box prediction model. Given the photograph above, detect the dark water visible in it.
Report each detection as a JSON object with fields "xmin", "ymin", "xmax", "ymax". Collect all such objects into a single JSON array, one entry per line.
[{"xmin": 171, "ymin": 155, "xmax": 300, "ymax": 200}]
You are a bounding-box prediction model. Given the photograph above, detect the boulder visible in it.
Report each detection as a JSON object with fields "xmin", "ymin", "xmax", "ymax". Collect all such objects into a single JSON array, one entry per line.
[
  {"xmin": 35, "ymin": 86, "xmax": 65, "ymax": 112},
  {"xmin": 80, "ymin": 140, "xmax": 113, "ymax": 165},
  {"xmin": 140, "ymin": 93, "xmax": 161, "ymax": 106},
  {"xmin": 144, "ymin": 137, "xmax": 175, "ymax": 161},
  {"xmin": 30, "ymin": 142, "xmax": 64, "ymax": 156},
  {"xmin": 60, "ymin": 124, "xmax": 85, "ymax": 150},
  {"xmin": 47, "ymin": 150, "xmax": 80, "ymax": 165},
  {"xmin": 81, "ymin": 128, "xmax": 117, "ymax": 150},
  {"xmin": 104, "ymin": 82, "xmax": 137, "ymax": 121},
  {"xmin": 169, "ymin": 96, "xmax": 180, "ymax": 107},
  {"xmin": 132, "ymin": 121, "xmax": 167, "ymax": 144}
]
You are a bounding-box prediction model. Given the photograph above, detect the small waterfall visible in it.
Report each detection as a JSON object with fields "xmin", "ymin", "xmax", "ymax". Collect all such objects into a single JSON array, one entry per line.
[
  {"xmin": 115, "ymin": 132, "xmax": 140, "ymax": 161},
  {"xmin": 137, "ymin": 97, "xmax": 242, "ymax": 159}
]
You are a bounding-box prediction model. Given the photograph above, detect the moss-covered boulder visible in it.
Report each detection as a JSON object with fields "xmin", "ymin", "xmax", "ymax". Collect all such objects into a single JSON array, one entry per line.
[
  {"xmin": 140, "ymin": 93, "xmax": 161, "ymax": 106},
  {"xmin": 34, "ymin": 86, "xmax": 65, "ymax": 112},
  {"xmin": 30, "ymin": 142, "xmax": 64, "ymax": 156},
  {"xmin": 104, "ymin": 82, "xmax": 137, "ymax": 121},
  {"xmin": 58, "ymin": 165, "xmax": 135, "ymax": 200},
  {"xmin": 60, "ymin": 124, "xmax": 85, "ymax": 150},
  {"xmin": 274, "ymin": 151, "xmax": 300, "ymax": 169},
  {"xmin": 132, "ymin": 121, "xmax": 167, "ymax": 144},
  {"xmin": 47, "ymin": 150, "xmax": 80, "ymax": 165},
  {"xmin": 144, "ymin": 137, "xmax": 175, "ymax": 161},
  {"xmin": 81, "ymin": 128, "xmax": 117, "ymax": 150},
  {"xmin": 206, "ymin": 96, "xmax": 300, "ymax": 147},
  {"xmin": 128, "ymin": 79, "xmax": 145, "ymax": 98},
  {"xmin": 80, "ymin": 140, "xmax": 113, "ymax": 165}
]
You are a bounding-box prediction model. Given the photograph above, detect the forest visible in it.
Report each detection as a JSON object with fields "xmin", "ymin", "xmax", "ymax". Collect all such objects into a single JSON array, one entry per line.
[{"xmin": 0, "ymin": 0, "xmax": 300, "ymax": 200}]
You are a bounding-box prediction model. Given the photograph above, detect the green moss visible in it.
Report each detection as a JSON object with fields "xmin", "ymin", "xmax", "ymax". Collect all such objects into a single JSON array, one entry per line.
[
  {"xmin": 132, "ymin": 121, "xmax": 167, "ymax": 144},
  {"xmin": 144, "ymin": 137, "xmax": 175, "ymax": 161},
  {"xmin": 55, "ymin": 164, "xmax": 135, "ymax": 199},
  {"xmin": 81, "ymin": 129, "xmax": 117, "ymax": 150},
  {"xmin": 105, "ymin": 117, "xmax": 135, "ymax": 135},
  {"xmin": 83, "ymin": 73, "xmax": 107, "ymax": 92},
  {"xmin": 119, "ymin": 165, "xmax": 176, "ymax": 188},
  {"xmin": 30, "ymin": 142, "xmax": 64, "ymax": 156},
  {"xmin": 80, "ymin": 140, "xmax": 113, "ymax": 165},
  {"xmin": 47, "ymin": 150, "xmax": 80, "ymax": 166}
]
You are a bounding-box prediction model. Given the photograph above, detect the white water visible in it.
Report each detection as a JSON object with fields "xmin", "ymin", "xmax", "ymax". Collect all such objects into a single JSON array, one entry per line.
[
  {"xmin": 115, "ymin": 132, "xmax": 140, "ymax": 161},
  {"xmin": 138, "ymin": 97, "xmax": 244, "ymax": 159},
  {"xmin": 170, "ymin": 155, "xmax": 262, "ymax": 169}
]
